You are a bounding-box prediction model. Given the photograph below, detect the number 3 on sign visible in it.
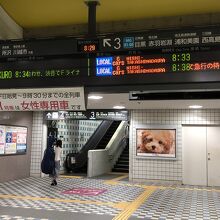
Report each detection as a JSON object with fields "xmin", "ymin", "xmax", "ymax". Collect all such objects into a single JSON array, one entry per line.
[
  {"xmin": 114, "ymin": 38, "xmax": 121, "ymax": 50},
  {"xmin": 90, "ymin": 111, "xmax": 95, "ymax": 119}
]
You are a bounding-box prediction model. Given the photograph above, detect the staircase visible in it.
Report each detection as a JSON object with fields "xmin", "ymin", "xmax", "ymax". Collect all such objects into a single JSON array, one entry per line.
[{"xmin": 112, "ymin": 141, "xmax": 129, "ymax": 173}]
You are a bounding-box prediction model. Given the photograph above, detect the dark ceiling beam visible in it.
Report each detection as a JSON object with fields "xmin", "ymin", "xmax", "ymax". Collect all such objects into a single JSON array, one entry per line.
[
  {"xmin": 24, "ymin": 13, "xmax": 220, "ymax": 38},
  {"xmin": 85, "ymin": 0, "xmax": 100, "ymax": 38}
]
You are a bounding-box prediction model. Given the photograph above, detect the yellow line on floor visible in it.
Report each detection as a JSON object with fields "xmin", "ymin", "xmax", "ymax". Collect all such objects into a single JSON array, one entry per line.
[
  {"xmin": 104, "ymin": 174, "xmax": 129, "ymax": 185},
  {"xmin": 111, "ymin": 174, "xmax": 129, "ymax": 181},
  {"xmin": 105, "ymin": 180, "xmax": 155, "ymax": 189},
  {"xmin": 60, "ymin": 175, "xmax": 83, "ymax": 179},
  {"xmin": 161, "ymin": 186, "xmax": 220, "ymax": 193},
  {"xmin": 109, "ymin": 172, "xmax": 129, "ymax": 175},
  {"xmin": 0, "ymin": 194, "xmax": 116, "ymax": 207},
  {"xmin": 112, "ymin": 186, "xmax": 157, "ymax": 220}
]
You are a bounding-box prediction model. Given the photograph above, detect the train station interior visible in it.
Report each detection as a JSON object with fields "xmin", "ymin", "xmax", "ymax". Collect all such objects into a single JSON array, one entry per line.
[{"xmin": 1, "ymin": 0, "xmax": 220, "ymax": 219}]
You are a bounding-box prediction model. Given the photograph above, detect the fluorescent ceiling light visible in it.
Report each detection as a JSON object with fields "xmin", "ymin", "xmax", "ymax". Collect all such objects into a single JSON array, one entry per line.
[
  {"xmin": 189, "ymin": 105, "xmax": 203, "ymax": 109},
  {"xmin": 88, "ymin": 95, "xmax": 103, "ymax": 100},
  {"xmin": 113, "ymin": 105, "xmax": 125, "ymax": 109}
]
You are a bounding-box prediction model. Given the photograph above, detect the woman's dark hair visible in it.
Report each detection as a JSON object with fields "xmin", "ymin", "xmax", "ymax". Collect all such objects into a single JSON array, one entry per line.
[{"xmin": 56, "ymin": 139, "xmax": 62, "ymax": 148}]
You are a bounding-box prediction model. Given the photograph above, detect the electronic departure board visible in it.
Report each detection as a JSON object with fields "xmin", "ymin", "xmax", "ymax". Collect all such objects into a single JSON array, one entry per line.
[
  {"xmin": 0, "ymin": 26, "xmax": 220, "ymax": 89},
  {"xmin": 95, "ymin": 50, "xmax": 220, "ymax": 76},
  {"xmin": 0, "ymin": 38, "xmax": 77, "ymax": 58},
  {"xmin": 0, "ymin": 57, "xmax": 89, "ymax": 80}
]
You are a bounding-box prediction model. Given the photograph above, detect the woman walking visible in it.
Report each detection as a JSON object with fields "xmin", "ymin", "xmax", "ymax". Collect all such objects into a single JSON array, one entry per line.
[{"xmin": 51, "ymin": 139, "xmax": 62, "ymax": 186}]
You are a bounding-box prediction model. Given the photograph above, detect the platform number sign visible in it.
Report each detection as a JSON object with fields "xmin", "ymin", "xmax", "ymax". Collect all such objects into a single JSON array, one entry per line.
[{"xmin": 102, "ymin": 37, "xmax": 122, "ymax": 50}]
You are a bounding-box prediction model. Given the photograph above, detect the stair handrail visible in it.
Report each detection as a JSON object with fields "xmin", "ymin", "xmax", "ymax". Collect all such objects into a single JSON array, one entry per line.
[{"xmin": 105, "ymin": 121, "xmax": 128, "ymax": 167}]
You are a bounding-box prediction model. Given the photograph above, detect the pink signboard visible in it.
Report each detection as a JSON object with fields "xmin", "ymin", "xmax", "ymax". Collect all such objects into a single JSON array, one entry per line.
[{"xmin": 62, "ymin": 188, "xmax": 107, "ymax": 196}]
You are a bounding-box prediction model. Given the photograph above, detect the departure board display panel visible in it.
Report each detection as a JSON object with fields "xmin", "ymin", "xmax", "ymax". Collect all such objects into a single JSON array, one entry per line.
[
  {"xmin": 99, "ymin": 26, "xmax": 220, "ymax": 52},
  {"xmin": 0, "ymin": 38, "xmax": 77, "ymax": 58},
  {"xmin": 0, "ymin": 25, "xmax": 218, "ymax": 89},
  {"xmin": 0, "ymin": 50, "xmax": 220, "ymax": 80},
  {"xmin": 0, "ymin": 45, "xmax": 220, "ymax": 88},
  {"xmin": 0, "ymin": 57, "xmax": 89, "ymax": 80},
  {"xmin": 1, "ymin": 26, "xmax": 220, "ymax": 58},
  {"xmin": 95, "ymin": 50, "xmax": 220, "ymax": 76}
]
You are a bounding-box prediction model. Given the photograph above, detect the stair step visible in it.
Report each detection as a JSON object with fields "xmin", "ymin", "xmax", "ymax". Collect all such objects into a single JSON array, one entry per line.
[
  {"xmin": 123, "ymin": 152, "xmax": 129, "ymax": 154},
  {"xmin": 119, "ymin": 160, "xmax": 128, "ymax": 163},
  {"xmin": 112, "ymin": 139, "xmax": 130, "ymax": 172},
  {"xmin": 121, "ymin": 154, "xmax": 129, "ymax": 157},
  {"xmin": 118, "ymin": 163, "xmax": 129, "ymax": 166},
  {"xmin": 117, "ymin": 163, "xmax": 129, "ymax": 166},
  {"xmin": 120, "ymin": 156, "xmax": 129, "ymax": 160},
  {"xmin": 115, "ymin": 165, "xmax": 129, "ymax": 169},
  {"xmin": 118, "ymin": 159, "xmax": 129, "ymax": 162},
  {"xmin": 112, "ymin": 168, "xmax": 129, "ymax": 173},
  {"xmin": 121, "ymin": 153, "xmax": 129, "ymax": 156}
]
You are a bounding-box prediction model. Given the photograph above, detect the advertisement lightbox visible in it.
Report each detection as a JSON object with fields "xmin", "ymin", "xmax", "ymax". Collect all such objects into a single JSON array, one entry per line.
[{"xmin": 0, "ymin": 125, "xmax": 27, "ymax": 156}]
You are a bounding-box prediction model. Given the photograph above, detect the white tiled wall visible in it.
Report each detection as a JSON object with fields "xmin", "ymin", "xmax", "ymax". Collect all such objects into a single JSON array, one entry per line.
[
  {"xmin": 130, "ymin": 109, "xmax": 220, "ymax": 182},
  {"xmin": 31, "ymin": 109, "xmax": 220, "ymax": 179},
  {"xmin": 30, "ymin": 112, "xmax": 44, "ymax": 177},
  {"xmin": 56, "ymin": 120, "xmax": 102, "ymax": 171}
]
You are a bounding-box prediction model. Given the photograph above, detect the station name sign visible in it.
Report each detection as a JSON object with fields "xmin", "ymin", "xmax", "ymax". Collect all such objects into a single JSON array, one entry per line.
[
  {"xmin": 0, "ymin": 26, "xmax": 220, "ymax": 58},
  {"xmin": 100, "ymin": 27, "xmax": 220, "ymax": 52}
]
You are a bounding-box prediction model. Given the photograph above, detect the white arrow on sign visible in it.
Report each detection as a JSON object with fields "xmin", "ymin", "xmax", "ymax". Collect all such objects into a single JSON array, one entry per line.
[
  {"xmin": 46, "ymin": 112, "xmax": 52, "ymax": 118},
  {"xmin": 103, "ymin": 38, "xmax": 111, "ymax": 47}
]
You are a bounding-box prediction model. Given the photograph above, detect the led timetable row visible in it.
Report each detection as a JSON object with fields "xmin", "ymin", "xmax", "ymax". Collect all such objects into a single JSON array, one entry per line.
[
  {"xmin": 0, "ymin": 50, "xmax": 220, "ymax": 80},
  {"xmin": 95, "ymin": 51, "xmax": 220, "ymax": 76}
]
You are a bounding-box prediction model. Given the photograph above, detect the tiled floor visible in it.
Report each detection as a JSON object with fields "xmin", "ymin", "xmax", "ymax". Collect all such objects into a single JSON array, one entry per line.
[{"xmin": 0, "ymin": 174, "xmax": 220, "ymax": 220}]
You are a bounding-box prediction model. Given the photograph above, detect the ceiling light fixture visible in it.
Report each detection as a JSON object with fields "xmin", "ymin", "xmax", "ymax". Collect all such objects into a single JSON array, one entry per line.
[
  {"xmin": 189, "ymin": 105, "xmax": 203, "ymax": 109},
  {"xmin": 88, "ymin": 95, "xmax": 103, "ymax": 100},
  {"xmin": 113, "ymin": 105, "xmax": 125, "ymax": 109}
]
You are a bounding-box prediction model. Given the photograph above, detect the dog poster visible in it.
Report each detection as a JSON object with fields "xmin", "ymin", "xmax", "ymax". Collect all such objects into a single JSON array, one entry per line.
[{"xmin": 136, "ymin": 129, "xmax": 176, "ymax": 158}]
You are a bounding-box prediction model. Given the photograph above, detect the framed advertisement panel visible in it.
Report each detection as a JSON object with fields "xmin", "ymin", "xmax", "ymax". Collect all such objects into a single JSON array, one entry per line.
[
  {"xmin": 136, "ymin": 127, "xmax": 176, "ymax": 159},
  {"xmin": 0, "ymin": 125, "xmax": 27, "ymax": 156}
]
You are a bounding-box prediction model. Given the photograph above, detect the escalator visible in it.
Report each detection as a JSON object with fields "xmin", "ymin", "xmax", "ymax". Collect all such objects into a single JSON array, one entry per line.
[{"xmin": 65, "ymin": 120, "xmax": 121, "ymax": 173}]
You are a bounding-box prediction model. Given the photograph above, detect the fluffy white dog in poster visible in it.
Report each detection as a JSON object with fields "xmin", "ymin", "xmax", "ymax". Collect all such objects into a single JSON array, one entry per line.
[{"xmin": 137, "ymin": 130, "xmax": 175, "ymax": 154}]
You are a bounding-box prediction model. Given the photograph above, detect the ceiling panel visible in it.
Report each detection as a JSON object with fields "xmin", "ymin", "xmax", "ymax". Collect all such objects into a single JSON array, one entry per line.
[
  {"xmin": 87, "ymin": 93, "xmax": 220, "ymax": 109},
  {"xmin": 0, "ymin": 0, "xmax": 220, "ymax": 28}
]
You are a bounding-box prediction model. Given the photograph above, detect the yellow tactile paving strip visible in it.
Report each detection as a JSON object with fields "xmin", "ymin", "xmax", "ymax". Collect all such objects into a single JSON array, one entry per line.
[
  {"xmin": 104, "ymin": 174, "xmax": 129, "ymax": 185},
  {"xmin": 0, "ymin": 194, "xmax": 118, "ymax": 207},
  {"xmin": 60, "ymin": 175, "xmax": 83, "ymax": 179},
  {"xmin": 112, "ymin": 186, "xmax": 157, "ymax": 220},
  {"xmin": 159, "ymin": 186, "xmax": 220, "ymax": 193}
]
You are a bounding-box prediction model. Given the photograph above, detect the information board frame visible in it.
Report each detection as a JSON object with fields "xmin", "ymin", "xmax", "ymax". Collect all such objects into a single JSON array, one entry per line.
[
  {"xmin": 0, "ymin": 124, "xmax": 28, "ymax": 156},
  {"xmin": 0, "ymin": 26, "xmax": 220, "ymax": 90}
]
